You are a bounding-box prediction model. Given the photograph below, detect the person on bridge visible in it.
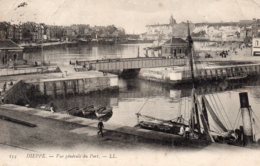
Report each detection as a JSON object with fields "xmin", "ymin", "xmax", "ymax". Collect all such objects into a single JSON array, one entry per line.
[{"xmin": 97, "ymin": 121, "xmax": 104, "ymax": 137}]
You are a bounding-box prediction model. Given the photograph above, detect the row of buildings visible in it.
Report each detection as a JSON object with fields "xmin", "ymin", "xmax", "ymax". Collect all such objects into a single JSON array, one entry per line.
[
  {"xmin": 0, "ymin": 22, "xmax": 126, "ymax": 43},
  {"xmin": 141, "ymin": 16, "xmax": 260, "ymax": 43},
  {"xmin": 143, "ymin": 16, "xmax": 260, "ymax": 57}
]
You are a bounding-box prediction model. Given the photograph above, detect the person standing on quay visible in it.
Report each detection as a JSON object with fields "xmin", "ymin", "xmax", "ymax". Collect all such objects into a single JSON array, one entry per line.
[{"xmin": 97, "ymin": 121, "xmax": 104, "ymax": 137}]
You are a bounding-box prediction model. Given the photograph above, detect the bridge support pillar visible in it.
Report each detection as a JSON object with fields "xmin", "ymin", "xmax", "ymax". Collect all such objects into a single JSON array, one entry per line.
[{"xmin": 120, "ymin": 69, "xmax": 140, "ymax": 78}]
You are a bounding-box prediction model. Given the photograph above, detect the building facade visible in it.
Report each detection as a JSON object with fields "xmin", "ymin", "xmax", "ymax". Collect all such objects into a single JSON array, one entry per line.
[
  {"xmin": 252, "ymin": 38, "xmax": 260, "ymax": 56},
  {"xmin": 143, "ymin": 16, "xmax": 177, "ymax": 41},
  {"xmin": 0, "ymin": 40, "xmax": 24, "ymax": 66},
  {"xmin": 161, "ymin": 37, "xmax": 187, "ymax": 58}
]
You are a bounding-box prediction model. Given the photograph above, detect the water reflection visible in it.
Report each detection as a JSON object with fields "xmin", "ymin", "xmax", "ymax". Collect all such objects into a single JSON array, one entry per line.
[{"xmin": 23, "ymin": 44, "xmax": 150, "ymax": 64}]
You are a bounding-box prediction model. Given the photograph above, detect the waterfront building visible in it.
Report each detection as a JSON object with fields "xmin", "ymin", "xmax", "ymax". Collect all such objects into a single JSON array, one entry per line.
[
  {"xmin": 0, "ymin": 40, "xmax": 24, "ymax": 66},
  {"xmin": 161, "ymin": 37, "xmax": 187, "ymax": 58},
  {"xmin": 252, "ymin": 19, "xmax": 260, "ymax": 37},
  {"xmin": 4, "ymin": 24, "xmax": 23, "ymax": 42},
  {"xmin": 252, "ymin": 37, "xmax": 260, "ymax": 56},
  {"xmin": 143, "ymin": 15, "xmax": 176, "ymax": 41},
  {"xmin": 0, "ymin": 22, "xmax": 10, "ymax": 40},
  {"xmin": 32, "ymin": 24, "xmax": 45, "ymax": 42},
  {"xmin": 193, "ymin": 22, "xmax": 248, "ymax": 42}
]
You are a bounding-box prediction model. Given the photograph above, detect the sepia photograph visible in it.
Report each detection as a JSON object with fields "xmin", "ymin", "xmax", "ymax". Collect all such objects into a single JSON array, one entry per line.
[{"xmin": 1, "ymin": 0, "xmax": 260, "ymax": 165}]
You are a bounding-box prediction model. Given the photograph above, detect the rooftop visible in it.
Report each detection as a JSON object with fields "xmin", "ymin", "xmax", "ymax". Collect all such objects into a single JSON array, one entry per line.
[
  {"xmin": 146, "ymin": 24, "xmax": 170, "ymax": 27},
  {"xmin": 163, "ymin": 37, "xmax": 187, "ymax": 45},
  {"xmin": 0, "ymin": 40, "xmax": 23, "ymax": 50}
]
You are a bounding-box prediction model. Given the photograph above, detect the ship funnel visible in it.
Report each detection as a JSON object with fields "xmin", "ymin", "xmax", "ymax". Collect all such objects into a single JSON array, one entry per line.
[{"xmin": 239, "ymin": 92, "xmax": 255, "ymax": 145}]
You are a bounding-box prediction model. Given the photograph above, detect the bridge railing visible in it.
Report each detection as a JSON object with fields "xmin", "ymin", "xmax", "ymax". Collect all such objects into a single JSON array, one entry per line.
[{"xmin": 71, "ymin": 57, "xmax": 188, "ymax": 71}]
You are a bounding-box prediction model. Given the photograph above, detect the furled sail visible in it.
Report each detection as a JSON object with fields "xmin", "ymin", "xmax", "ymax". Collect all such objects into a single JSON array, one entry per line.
[{"xmin": 202, "ymin": 96, "xmax": 228, "ymax": 132}]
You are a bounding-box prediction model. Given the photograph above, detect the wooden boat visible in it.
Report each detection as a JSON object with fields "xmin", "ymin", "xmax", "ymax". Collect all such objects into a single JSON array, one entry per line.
[
  {"xmin": 67, "ymin": 105, "xmax": 113, "ymax": 121},
  {"xmin": 95, "ymin": 106, "xmax": 113, "ymax": 119},
  {"xmin": 81, "ymin": 105, "xmax": 95, "ymax": 116}
]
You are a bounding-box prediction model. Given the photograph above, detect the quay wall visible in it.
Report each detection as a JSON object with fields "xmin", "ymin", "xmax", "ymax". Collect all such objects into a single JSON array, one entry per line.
[
  {"xmin": 21, "ymin": 42, "xmax": 78, "ymax": 51},
  {"xmin": 0, "ymin": 72, "xmax": 119, "ymax": 105},
  {"xmin": 138, "ymin": 63, "xmax": 260, "ymax": 83},
  {"xmin": 0, "ymin": 66, "xmax": 59, "ymax": 77},
  {"xmin": 34, "ymin": 75, "xmax": 119, "ymax": 97},
  {"xmin": 2, "ymin": 80, "xmax": 30, "ymax": 104}
]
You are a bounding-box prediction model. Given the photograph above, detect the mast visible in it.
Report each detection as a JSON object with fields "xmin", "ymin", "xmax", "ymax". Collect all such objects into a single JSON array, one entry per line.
[
  {"xmin": 186, "ymin": 21, "xmax": 201, "ymax": 133},
  {"xmin": 186, "ymin": 21, "xmax": 195, "ymax": 86}
]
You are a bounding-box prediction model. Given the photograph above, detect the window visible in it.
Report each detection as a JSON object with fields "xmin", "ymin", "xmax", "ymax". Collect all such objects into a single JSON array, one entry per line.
[{"xmin": 256, "ymin": 40, "xmax": 259, "ymax": 46}]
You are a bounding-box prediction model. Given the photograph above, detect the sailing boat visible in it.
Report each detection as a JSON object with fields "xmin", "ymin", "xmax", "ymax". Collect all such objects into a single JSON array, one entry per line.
[
  {"xmin": 136, "ymin": 22, "xmax": 259, "ymax": 146},
  {"xmin": 136, "ymin": 22, "xmax": 215, "ymax": 145}
]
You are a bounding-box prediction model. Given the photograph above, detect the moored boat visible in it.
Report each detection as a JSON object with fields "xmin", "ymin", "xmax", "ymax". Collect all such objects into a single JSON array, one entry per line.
[
  {"xmin": 67, "ymin": 105, "xmax": 113, "ymax": 121},
  {"xmin": 95, "ymin": 106, "xmax": 113, "ymax": 119}
]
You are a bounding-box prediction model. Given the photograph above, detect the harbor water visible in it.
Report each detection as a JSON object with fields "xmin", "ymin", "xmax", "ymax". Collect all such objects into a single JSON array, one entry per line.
[{"xmin": 26, "ymin": 44, "xmax": 260, "ymax": 137}]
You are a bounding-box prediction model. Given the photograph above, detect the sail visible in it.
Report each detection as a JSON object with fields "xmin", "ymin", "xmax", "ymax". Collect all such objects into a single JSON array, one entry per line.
[
  {"xmin": 193, "ymin": 92, "xmax": 215, "ymax": 142},
  {"xmin": 202, "ymin": 96, "xmax": 228, "ymax": 132}
]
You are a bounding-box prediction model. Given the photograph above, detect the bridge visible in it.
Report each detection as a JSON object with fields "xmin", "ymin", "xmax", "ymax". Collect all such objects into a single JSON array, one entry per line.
[
  {"xmin": 72, "ymin": 56, "xmax": 260, "ymax": 72},
  {"xmin": 70, "ymin": 57, "xmax": 260, "ymax": 82},
  {"xmin": 72, "ymin": 57, "xmax": 187, "ymax": 71}
]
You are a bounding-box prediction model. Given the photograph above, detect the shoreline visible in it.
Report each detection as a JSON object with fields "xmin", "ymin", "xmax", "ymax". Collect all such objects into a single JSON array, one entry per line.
[{"xmin": 19, "ymin": 40, "xmax": 154, "ymax": 51}]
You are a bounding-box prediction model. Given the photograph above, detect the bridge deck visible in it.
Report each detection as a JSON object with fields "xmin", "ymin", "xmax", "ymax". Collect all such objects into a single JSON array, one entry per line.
[
  {"xmin": 182, "ymin": 63, "xmax": 260, "ymax": 80},
  {"xmin": 74, "ymin": 57, "xmax": 187, "ymax": 70},
  {"xmin": 73, "ymin": 56, "xmax": 260, "ymax": 71},
  {"xmin": 72, "ymin": 57, "xmax": 260, "ymax": 82}
]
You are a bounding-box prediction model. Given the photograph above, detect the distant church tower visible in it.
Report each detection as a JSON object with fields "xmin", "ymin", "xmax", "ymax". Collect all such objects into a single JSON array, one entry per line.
[
  {"xmin": 169, "ymin": 15, "xmax": 176, "ymax": 26},
  {"xmin": 169, "ymin": 15, "xmax": 176, "ymax": 35}
]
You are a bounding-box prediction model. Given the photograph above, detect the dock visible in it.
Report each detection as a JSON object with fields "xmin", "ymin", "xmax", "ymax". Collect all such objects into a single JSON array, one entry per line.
[
  {"xmin": 0, "ymin": 104, "xmax": 230, "ymax": 148},
  {"xmin": 138, "ymin": 63, "xmax": 260, "ymax": 83},
  {"xmin": 34, "ymin": 71, "xmax": 119, "ymax": 97},
  {"xmin": 0, "ymin": 70, "xmax": 119, "ymax": 105}
]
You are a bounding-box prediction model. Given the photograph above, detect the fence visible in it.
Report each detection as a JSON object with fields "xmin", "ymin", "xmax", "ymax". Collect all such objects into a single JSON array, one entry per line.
[{"xmin": 0, "ymin": 66, "xmax": 59, "ymax": 77}]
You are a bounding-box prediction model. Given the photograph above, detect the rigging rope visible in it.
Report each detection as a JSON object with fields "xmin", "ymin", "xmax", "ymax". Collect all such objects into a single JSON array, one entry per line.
[
  {"xmin": 233, "ymin": 108, "xmax": 242, "ymax": 130},
  {"xmin": 178, "ymin": 91, "xmax": 183, "ymax": 119},
  {"xmin": 215, "ymin": 92, "xmax": 233, "ymax": 128},
  {"xmin": 251, "ymin": 108, "xmax": 260, "ymax": 128},
  {"xmin": 184, "ymin": 97, "xmax": 187, "ymax": 121},
  {"xmin": 207, "ymin": 94, "xmax": 229, "ymax": 129},
  {"xmin": 137, "ymin": 98, "xmax": 149, "ymax": 114},
  {"xmin": 250, "ymin": 110, "xmax": 260, "ymax": 137},
  {"xmin": 211, "ymin": 94, "xmax": 231, "ymax": 128}
]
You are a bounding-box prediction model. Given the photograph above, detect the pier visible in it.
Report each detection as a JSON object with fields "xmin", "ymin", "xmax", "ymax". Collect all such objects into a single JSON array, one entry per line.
[
  {"xmin": 0, "ymin": 104, "xmax": 216, "ymax": 146},
  {"xmin": 183, "ymin": 63, "xmax": 260, "ymax": 81},
  {"xmin": 28, "ymin": 71, "xmax": 119, "ymax": 97},
  {"xmin": 0, "ymin": 71, "xmax": 119, "ymax": 106},
  {"xmin": 138, "ymin": 63, "xmax": 260, "ymax": 83}
]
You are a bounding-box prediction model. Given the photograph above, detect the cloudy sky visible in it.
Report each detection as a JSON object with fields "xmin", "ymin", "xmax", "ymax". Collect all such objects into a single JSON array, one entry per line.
[{"xmin": 0, "ymin": 0, "xmax": 260, "ymax": 33}]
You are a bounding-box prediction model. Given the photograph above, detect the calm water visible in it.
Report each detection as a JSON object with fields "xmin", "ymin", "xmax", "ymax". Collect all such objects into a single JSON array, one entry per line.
[
  {"xmin": 26, "ymin": 44, "xmax": 260, "ymax": 137},
  {"xmin": 23, "ymin": 43, "xmax": 150, "ymax": 64}
]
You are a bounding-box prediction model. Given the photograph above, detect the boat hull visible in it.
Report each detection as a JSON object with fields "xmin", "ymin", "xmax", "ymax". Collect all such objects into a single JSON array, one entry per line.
[{"xmin": 137, "ymin": 121, "xmax": 211, "ymax": 146}]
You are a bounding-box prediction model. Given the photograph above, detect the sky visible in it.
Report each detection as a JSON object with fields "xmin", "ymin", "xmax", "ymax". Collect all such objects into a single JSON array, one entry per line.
[{"xmin": 0, "ymin": 0, "xmax": 260, "ymax": 33}]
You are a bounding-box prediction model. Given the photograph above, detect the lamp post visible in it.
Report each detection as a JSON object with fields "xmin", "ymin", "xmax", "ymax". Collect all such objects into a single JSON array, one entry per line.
[{"xmin": 41, "ymin": 25, "xmax": 45, "ymax": 66}]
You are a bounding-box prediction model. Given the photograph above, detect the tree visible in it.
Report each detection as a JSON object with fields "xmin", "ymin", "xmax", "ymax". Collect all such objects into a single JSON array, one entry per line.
[{"xmin": 0, "ymin": 22, "xmax": 11, "ymax": 39}]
